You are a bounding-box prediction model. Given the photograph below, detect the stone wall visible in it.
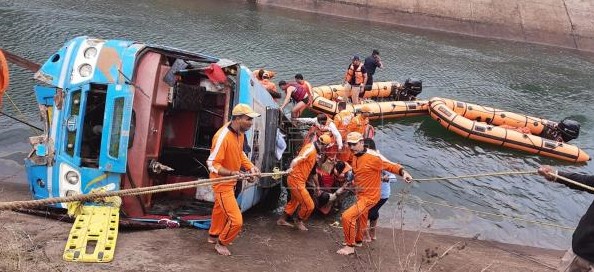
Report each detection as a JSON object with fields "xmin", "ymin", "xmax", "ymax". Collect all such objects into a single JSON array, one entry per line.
[{"xmin": 257, "ymin": 0, "xmax": 594, "ymax": 52}]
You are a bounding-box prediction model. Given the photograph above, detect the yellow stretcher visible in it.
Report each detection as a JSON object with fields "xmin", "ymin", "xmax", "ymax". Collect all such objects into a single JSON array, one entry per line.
[{"xmin": 63, "ymin": 205, "xmax": 119, "ymax": 262}]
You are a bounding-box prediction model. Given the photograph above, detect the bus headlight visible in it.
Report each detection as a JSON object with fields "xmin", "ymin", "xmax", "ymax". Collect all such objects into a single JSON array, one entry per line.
[
  {"xmin": 78, "ymin": 63, "xmax": 93, "ymax": 77},
  {"xmin": 65, "ymin": 190, "xmax": 78, "ymax": 197},
  {"xmin": 83, "ymin": 47, "xmax": 97, "ymax": 59},
  {"xmin": 65, "ymin": 171, "xmax": 80, "ymax": 185}
]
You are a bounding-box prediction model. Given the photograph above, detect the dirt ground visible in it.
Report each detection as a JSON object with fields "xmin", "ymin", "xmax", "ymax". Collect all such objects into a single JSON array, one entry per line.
[{"xmin": 0, "ymin": 182, "xmax": 564, "ymax": 272}]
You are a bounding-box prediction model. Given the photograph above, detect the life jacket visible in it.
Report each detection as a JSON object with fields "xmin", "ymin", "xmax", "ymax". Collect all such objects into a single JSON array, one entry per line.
[
  {"xmin": 288, "ymin": 82, "xmax": 308, "ymax": 102},
  {"xmin": 334, "ymin": 110, "xmax": 354, "ymax": 139},
  {"xmin": 347, "ymin": 115, "xmax": 372, "ymax": 137},
  {"xmin": 298, "ymin": 80, "xmax": 313, "ymax": 105},
  {"xmin": 344, "ymin": 64, "xmax": 364, "ymax": 85},
  {"xmin": 316, "ymin": 168, "xmax": 335, "ymax": 191}
]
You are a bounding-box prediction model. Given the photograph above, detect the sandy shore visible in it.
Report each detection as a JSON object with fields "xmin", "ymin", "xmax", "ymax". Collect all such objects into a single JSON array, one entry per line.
[{"xmin": 0, "ymin": 182, "xmax": 564, "ymax": 272}]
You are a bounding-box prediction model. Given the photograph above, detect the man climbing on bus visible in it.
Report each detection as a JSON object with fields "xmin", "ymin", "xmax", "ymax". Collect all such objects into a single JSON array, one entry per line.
[{"xmin": 279, "ymin": 80, "xmax": 310, "ymax": 119}]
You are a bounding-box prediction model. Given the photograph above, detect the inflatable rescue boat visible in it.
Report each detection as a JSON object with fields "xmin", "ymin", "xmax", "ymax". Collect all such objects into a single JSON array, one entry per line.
[
  {"xmin": 313, "ymin": 81, "xmax": 399, "ymax": 100},
  {"xmin": 429, "ymin": 98, "xmax": 590, "ymax": 163},
  {"xmin": 436, "ymin": 97, "xmax": 553, "ymax": 135},
  {"xmin": 310, "ymin": 93, "xmax": 429, "ymax": 120},
  {"xmin": 312, "ymin": 78, "xmax": 423, "ymax": 102}
]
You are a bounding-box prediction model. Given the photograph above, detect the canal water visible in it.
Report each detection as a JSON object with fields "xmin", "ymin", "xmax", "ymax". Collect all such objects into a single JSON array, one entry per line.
[{"xmin": 1, "ymin": 0, "xmax": 593, "ymax": 250}]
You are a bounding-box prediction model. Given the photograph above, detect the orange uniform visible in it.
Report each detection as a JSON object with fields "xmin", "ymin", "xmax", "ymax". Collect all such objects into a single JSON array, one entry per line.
[
  {"xmin": 207, "ymin": 124, "xmax": 254, "ymax": 245},
  {"xmin": 347, "ymin": 114, "xmax": 374, "ymax": 139},
  {"xmin": 348, "ymin": 114, "xmax": 368, "ymax": 135},
  {"xmin": 334, "ymin": 110, "xmax": 354, "ymax": 162},
  {"xmin": 341, "ymin": 149, "xmax": 404, "ymax": 246},
  {"xmin": 284, "ymin": 143, "xmax": 318, "ymax": 221},
  {"xmin": 334, "ymin": 110, "xmax": 353, "ymax": 139}
]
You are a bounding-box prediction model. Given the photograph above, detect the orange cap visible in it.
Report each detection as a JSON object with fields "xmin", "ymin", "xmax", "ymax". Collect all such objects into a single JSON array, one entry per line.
[
  {"xmin": 232, "ymin": 104, "xmax": 260, "ymax": 118},
  {"xmin": 318, "ymin": 134, "xmax": 332, "ymax": 145},
  {"xmin": 346, "ymin": 132, "xmax": 363, "ymax": 144}
]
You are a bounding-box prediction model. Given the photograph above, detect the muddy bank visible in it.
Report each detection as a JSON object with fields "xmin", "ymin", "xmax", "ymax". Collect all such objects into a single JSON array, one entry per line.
[
  {"xmin": 0, "ymin": 182, "xmax": 564, "ymax": 271},
  {"xmin": 256, "ymin": 0, "xmax": 594, "ymax": 53}
]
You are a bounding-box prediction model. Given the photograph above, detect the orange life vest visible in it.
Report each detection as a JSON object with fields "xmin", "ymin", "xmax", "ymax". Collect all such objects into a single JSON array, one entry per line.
[
  {"xmin": 0, "ymin": 50, "xmax": 8, "ymax": 107},
  {"xmin": 344, "ymin": 64, "xmax": 364, "ymax": 85},
  {"xmin": 347, "ymin": 115, "xmax": 372, "ymax": 137},
  {"xmin": 334, "ymin": 110, "xmax": 354, "ymax": 139}
]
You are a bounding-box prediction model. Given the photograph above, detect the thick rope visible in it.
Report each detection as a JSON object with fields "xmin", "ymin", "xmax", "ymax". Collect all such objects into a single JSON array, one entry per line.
[
  {"xmin": 1, "ymin": 168, "xmax": 587, "ymax": 231},
  {"xmin": 301, "ymin": 170, "xmax": 540, "ymax": 190},
  {"xmin": 0, "ymin": 171, "xmax": 288, "ymax": 210},
  {"xmin": 413, "ymin": 170, "xmax": 538, "ymax": 182},
  {"xmin": 550, "ymin": 172, "xmax": 594, "ymax": 193}
]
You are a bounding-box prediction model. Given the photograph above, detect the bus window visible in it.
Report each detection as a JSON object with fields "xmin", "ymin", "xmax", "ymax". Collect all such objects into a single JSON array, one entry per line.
[{"xmin": 81, "ymin": 84, "xmax": 107, "ymax": 168}]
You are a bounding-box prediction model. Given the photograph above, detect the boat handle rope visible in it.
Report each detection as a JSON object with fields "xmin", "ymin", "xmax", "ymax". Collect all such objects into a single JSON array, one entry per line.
[{"xmin": 468, "ymin": 107, "xmax": 545, "ymax": 125}]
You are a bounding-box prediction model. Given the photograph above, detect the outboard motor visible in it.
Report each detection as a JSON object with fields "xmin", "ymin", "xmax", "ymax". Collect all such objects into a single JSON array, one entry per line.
[
  {"xmin": 397, "ymin": 78, "xmax": 422, "ymax": 101},
  {"xmin": 558, "ymin": 118, "xmax": 580, "ymax": 142}
]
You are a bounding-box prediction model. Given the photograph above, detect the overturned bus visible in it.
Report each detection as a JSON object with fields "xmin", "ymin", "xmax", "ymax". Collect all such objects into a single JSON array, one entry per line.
[{"xmin": 24, "ymin": 36, "xmax": 293, "ymax": 232}]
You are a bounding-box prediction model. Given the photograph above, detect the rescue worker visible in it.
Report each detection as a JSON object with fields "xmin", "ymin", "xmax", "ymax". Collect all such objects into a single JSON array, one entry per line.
[
  {"xmin": 343, "ymin": 55, "xmax": 368, "ymax": 105},
  {"xmin": 206, "ymin": 103, "xmax": 262, "ymax": 256},
  {"xmin": 362, "ymin": 138, "xmax": 394, "ymax": 242},
  {"xmin": 254, "ymin": 69, "xmax": 281, "ymax": 100},
  {"xmin": 334, "ymin": 101, "xmax": 355, "ymax": 163},
  {"xmin": 337, "ymin": 132, "xmax": 413, "ymax": 255},
  {"xmin": 302, "ymin": 113, "xmax": 343, "ymax": 160},
  {"xmin": 347, "ymin": 105, "xmax": 375, "ymax": 139},
  {"xmin": 538, "ymin": 166, "xmax": 594, "ymax": 271},
  {"xmin": 363, "ymin": 49, "xmax": 383, "ymax": 92},
  {"xmin": 253, "ymin": 69, "xmax": 276, "ymax": 81},
  {"xmin": 279, "ymin": 80, "xmax": 310, "ymax": 119},
  {"xmin": 277, "ymin": 134, "xmax": 333, "ymax": 231}
]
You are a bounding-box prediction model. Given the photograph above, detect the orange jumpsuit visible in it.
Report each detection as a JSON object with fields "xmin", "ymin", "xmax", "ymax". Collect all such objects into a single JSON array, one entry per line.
[
  {"xmin": 334, "ymin": 110, "xmax": 354, "ymax": 163},
  {"xmin": 206, "ymin": 124, "xmax": 254, "ymax": 246},
  {"xmin": 347, "ymin": 114, "xmax": 374, "ymax": 139},
  {"xmin": 341, "ymin": 149, "xmax": 403, "ymax": 246},
  {"xmin": 284, "ymin": 143, "xmax": 318, "ymax": 221}
]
